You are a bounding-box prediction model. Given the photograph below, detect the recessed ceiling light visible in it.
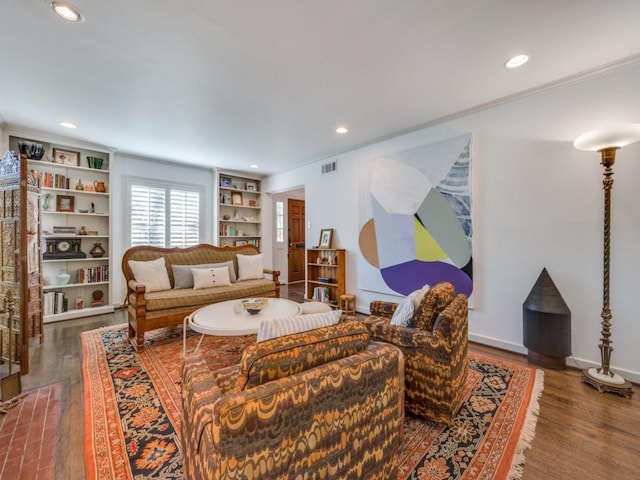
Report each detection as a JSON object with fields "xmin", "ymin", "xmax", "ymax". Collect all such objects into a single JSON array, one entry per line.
[
  {"xmin": 336, "ymin": 126, "xmax": 348, "ymax": 134},
  {"xmin": 60, "ymin": 121, "xmax": 77, "ymax": 129},
  {"xmin": 50, "ymin": 2, "xmax": 83, "ymax": 22},
  {"xmin": 249, "ymin": 164, "xmax": 259, "ymax": 169},
  {"xmin": 505, "ymin": 54, "xmax": 529, "ymax": 69}
]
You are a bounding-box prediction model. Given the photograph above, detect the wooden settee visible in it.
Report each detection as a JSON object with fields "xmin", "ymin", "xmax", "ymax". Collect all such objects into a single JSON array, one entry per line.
[{"xmin": 122, "ymin": 243, "xmax": 280, "ymax": 350}]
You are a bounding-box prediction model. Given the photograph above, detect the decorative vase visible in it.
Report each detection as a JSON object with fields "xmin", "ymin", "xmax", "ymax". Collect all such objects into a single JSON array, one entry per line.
[
  {"xmin": 90, "ymin": 242, "xmax": 106, "ymax": 258},
  {"xmin": 42, "ymin": 193, "xmax": 50, "ymax": 211},
  {"xmin": 76, "ymin": 179, "xmax": 84, "ymax": 191},
  {"xmin": 57, "ymin": 269, "xmax": 71, "ymax": 285}
]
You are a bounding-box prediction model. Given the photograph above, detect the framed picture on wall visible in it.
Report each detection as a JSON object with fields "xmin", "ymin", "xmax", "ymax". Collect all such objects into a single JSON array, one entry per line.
[{"xmin": 318, "ymin": 228, "xmax": 333, "ymax": 248}]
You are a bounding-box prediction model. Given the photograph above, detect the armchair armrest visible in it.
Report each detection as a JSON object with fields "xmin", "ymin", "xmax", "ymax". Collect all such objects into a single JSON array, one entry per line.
[
  {"xmin": 181, "ymin": 355, "xmax": 224, "ymax": 457},
  {"xmin": 128, "ymin": 279, "xmax": 146, "ymax": 293},
  {"xmin": 369, "ymin": 300, "xmax": 398, "ymax": 317}
]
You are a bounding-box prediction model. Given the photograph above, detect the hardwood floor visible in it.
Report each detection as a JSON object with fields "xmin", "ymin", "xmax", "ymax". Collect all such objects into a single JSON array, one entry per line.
[{"xmin": 19, "ymin": 283, "xmax": 639, "ymax": 479}]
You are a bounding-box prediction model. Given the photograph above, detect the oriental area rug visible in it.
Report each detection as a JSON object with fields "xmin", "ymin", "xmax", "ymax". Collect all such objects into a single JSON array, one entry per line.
[{"xmin": 82, "ymin": 325, "xmax": 544, "ymax": 480}]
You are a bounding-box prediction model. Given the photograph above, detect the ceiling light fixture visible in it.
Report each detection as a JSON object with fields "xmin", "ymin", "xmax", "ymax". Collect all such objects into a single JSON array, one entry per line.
[
  {"xmin": 249, "ymin": 164, "xmax": 259, "ymax": 169},
  {"xmin": 505, "ymin": 54, "xmax": 529, "ymax": 69},
  {"xmin": 50, "ymin": 2, "xmax": 83, "ymax": 22},
  {"xmin": 60, "ymin": 121, "xmax": 77, "ymax": 129},
  {"xmin": 336, "ymin": 126, "xmax": 348, "ymax": 134}
]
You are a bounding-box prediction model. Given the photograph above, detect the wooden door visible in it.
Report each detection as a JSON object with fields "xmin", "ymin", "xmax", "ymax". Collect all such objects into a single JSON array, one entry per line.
[{"xmin": 288, "ymin": 199, "xmax": 305, "ymax": 282}]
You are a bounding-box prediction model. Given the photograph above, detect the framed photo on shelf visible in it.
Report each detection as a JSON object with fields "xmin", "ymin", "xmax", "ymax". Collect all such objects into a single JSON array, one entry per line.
[
  {"xmin": 56, "ymin": 195, "xmax": 75, "ymax": 212},
  {"xmin": 52, "ymin": 148, "xmax": 80, "ymax": 166},
  {"xmin": 318, "ymin": 228, "xmax": 333, "ymax": 248},
  {"xmin": 220, "ymin": 175, "xmax": 232, "ymax": 187},
  {"xmin": 75, "ymin": 298, "xmax": 85, "ymax": 310},
  {"xmin": 246, "ymin": 182, "xmax": 257, "ymax": 191},
  {"xmin": 235, "ymin": 240, "xmax": 248, "ymax": 246},
  {"xmin": 231, "ymin": 192, "xmax": 243, "ymax": 205}
]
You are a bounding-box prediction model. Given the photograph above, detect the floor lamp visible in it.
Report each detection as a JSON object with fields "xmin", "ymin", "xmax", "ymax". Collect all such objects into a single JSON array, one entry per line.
[{"xmin": 573, "ymin": 124, "xmax": 640, "ymax": 399}]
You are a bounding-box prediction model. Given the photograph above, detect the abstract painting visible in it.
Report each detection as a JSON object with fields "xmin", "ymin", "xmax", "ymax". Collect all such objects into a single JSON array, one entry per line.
[{"xmin": 358, "ymin": 134, "xmax": 473, "ymax": 296}]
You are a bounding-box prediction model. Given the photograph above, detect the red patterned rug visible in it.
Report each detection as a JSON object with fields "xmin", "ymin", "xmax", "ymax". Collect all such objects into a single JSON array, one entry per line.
[{"xmin": 82, "ymin": 325, "xmax": 543, "ymax": 480}]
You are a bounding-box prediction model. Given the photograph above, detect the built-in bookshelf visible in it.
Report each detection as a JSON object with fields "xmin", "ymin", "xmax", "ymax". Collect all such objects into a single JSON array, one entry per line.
[
  {"xmin": 9, "ymin": 134, "xmax": 114, "ymax": 322},
  {"xmin": 306, "ymin": 248, "xmax": 346, "ymax": 308},
  {"xmin": 218, "ymin": 172, "xmax": 262, "ymax": 249}
]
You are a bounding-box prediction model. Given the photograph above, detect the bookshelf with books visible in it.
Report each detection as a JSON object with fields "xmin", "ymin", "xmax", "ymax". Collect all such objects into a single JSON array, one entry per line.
[
  {"xmin": 217, "ymin": 172, "xmax": 262, "ymax": 249},
  {"xmin": 9, "ymin": 134, "xmax": 114, "ymax": 322}
]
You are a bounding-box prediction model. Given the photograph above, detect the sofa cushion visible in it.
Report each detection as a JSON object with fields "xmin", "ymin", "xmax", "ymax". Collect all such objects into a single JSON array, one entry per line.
[
  {"xmin": 256, "ymin": 309, "xmax": 342, "ymax": 342},
  {"xmin": 127, "ymin": 257, "xmax": 172, "ymax": 293},
  {"xmin": 237, "ymin": 321, "xmax": 370, "ymax": 391},
  {"xmin": 172, "ymin": 261, "xmax": 237, "ymax": 289},
  {"xmin": 192, "ymin": 266, "xmax": 231, "ymax": 289},
  {"xmin": 237, "ymin": 253, "xmax": 264, "ymax": 280},
  {"xmin": 133, "ymin": 278, "xmax": 276, "ymax": 312},
  {"xmin": 411, "ymin": 282, "xmax": 455, "ymax": 330}
]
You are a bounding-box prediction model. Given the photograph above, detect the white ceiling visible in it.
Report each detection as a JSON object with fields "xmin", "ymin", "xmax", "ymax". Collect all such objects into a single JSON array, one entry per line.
[{"xmin": 2, "ymin": 1, "xmax": 640, "ymax": 175}]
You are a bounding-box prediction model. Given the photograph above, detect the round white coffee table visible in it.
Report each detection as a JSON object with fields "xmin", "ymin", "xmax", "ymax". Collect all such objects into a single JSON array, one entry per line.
[{"xmin": 183, "ymin": 298, "xmax": 301, "ymax": 355}]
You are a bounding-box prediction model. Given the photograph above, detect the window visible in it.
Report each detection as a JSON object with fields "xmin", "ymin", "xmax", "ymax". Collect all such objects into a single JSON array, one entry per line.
[
  {"xmin": 275, "ymin": 201, "xmax": 284, "ymax": 243},
  {"xmin": 128, "ymin": 179, "xmax": 202, "ymax": 248}
]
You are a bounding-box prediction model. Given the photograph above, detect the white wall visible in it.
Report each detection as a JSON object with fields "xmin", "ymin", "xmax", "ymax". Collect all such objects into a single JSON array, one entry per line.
[
  {"xmin": 111, "ymin": 154, "xmax": 216, "ymax": 304},
  {"xmin": 264, "ymin": 61, "xmax": 640, "ymax": 383}
]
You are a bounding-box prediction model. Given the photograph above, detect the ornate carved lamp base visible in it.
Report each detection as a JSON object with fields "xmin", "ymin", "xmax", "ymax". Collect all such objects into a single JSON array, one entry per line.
[{"xmin": 582, "ymin": 368, "xmax": 633, "ymax": 399}]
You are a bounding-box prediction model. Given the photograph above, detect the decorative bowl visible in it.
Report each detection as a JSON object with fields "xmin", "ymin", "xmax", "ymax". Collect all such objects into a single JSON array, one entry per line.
[
  {"xmin": 241, "ymin": 298, "xmax": 268, "ymax": 315},
  {"xmin": 18, "ymin": 141, "xmax": 45, "ymax": 160}
]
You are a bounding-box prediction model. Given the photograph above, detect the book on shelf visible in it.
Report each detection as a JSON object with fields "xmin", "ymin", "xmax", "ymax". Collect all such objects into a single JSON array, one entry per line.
[
  {"xmin": 43, "ymin": 291, "xmax": 68, "ymax": 315},
  {"xmin": 77, "ymin": 266, "xmax": 109, "ymax": 284}
]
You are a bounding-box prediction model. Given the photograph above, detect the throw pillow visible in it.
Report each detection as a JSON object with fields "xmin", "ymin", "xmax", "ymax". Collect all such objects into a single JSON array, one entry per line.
[
  {"xmin": 390, "ymin": 284, "xmax": 429, "ymax": 326},
  {"xmin": 237, "ymin": 253, "xmax": 264, "ymax": 281},
  {"xmin": 172, "ymin": 261, "xmax": 237, "ymax": 289},
  {"xmin": 238, "ymin": 321, "xmax": 370, "ymax": 390},
  {"xmin": 191, "ymin": 266, "xmax": 231, "ymax": 290},
  {"xmin": 256, "ymin": 309, "xmax": 342, "ymax": 342},
  {"xmin": 390, "ymin": 297, "xmax": 414, "ymax": 326},
  {"xmin": 127, "ymin": 257, "xmax": 171, "ymax": 293}
]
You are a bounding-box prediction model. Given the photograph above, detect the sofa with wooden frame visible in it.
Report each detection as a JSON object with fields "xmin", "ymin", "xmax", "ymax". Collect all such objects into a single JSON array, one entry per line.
[{"xmin": 122, "ymin": 243, "xmax": 280, "ymax": 350}]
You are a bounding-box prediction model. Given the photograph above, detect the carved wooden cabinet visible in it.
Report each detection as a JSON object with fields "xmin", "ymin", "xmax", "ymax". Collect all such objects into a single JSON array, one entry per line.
[{"xmin": 0, "ymin": 151, "xmax": 43, "ymax": 374}]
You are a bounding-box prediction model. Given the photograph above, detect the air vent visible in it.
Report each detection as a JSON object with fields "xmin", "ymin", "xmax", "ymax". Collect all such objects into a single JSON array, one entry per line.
[{"xmin": 321, "ymin": 159, "xmax": 337, "ymax": 174}]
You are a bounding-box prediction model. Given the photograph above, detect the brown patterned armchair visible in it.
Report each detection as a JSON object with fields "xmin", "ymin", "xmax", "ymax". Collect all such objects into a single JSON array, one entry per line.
[
  {"xmin": 181, "ymin": 321, "xmax": 405, "ymax": 480},
  {"xmin": 363, "ymin": 282, "xmax": 468, "ymax": 426}
]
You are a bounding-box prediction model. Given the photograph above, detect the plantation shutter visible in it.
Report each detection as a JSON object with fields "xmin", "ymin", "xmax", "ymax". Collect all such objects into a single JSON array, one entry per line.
[
  {"xmin": 129, "ymin": 182, "xmax": 201, "ymax": 248},
  {"xmin": 170, "ymin": 189, "xmax": 200, "ymax": 247},
  {"xmin": 130, "ymin": 185, "xmax": 166, "ymax": 247}
]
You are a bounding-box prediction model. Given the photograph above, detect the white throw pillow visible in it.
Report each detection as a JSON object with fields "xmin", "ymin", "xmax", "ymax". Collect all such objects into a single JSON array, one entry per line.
[
  {"xmin": 257, "ymin": 309, "xmax": 342, "ymax": 342},
  {"xmin": 389, "ymin": 284, "xmax": 430, "ymax": 326},
  {"xmin": 172, "ymin": 261, "xmax": 237, "ymax": 289},
  {"xmin": 127, "ymin": 257, "xmax": 171, "ymax": 293},
  {"xmin": 191, "ymin": 267, "xmax": 231, "ymax": 290},
  {"xmin": 237, "ymin": 253, "xmax": 264, "ymax": 281},
  {"xmin": 409, "ymin": 284, "xmax": 431, "ymax": 309},
  {"xmin": 390, "ymin": 297, "xmax": 414, "ymax": 326}
]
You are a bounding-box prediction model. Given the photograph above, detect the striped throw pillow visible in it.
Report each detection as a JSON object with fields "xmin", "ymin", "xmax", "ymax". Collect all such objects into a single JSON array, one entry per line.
[{"xmin": 256, "ymin": 309, "xmax": 342, "ymax": 342}]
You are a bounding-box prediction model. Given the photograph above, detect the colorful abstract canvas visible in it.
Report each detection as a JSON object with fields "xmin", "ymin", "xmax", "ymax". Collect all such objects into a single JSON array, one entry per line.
[{"xmin": 358, "ymin": 134, "xmax": 473, "ymax": 296}]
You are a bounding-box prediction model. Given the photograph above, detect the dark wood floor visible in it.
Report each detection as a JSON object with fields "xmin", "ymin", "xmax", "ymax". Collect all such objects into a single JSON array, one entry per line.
[{"xmin": 18, "ymin": 283, "xmax": 640, "ymax": 479}]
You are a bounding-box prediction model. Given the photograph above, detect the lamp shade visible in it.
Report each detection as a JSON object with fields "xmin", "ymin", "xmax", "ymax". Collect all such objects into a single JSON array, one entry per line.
[{"xmin": 573, "ymin": 123, "xmax": 640, "ymax": 151}]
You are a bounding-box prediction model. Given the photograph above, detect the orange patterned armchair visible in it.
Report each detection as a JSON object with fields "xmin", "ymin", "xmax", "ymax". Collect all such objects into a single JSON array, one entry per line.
[
  {"xmin": 363, "ymin": 282, "xmax": 468, "ymax": 426},
  {"xmin": 181, "ymin": 321, "xmax": 405, "ymax": 480}
]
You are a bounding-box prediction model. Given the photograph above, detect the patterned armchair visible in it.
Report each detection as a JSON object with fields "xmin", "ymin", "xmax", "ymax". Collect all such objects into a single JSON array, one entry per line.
[
  {"xmin": 181, "ymin": 321, "xmax": 405, "ymax": 480},
  {"xmin": 363, "ymin": 282, "xmax": 468, "ymax": 426}
]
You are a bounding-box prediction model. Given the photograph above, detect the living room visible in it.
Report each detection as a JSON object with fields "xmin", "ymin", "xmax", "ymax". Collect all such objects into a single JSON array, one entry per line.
[{"xmin": 1, "ymin": 1, "xmax": 640, "ymax": 479}]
